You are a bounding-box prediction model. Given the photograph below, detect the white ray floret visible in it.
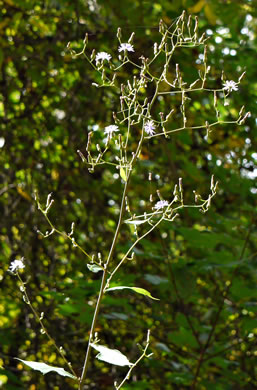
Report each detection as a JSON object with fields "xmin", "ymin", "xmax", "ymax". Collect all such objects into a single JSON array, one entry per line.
[
  {"xmin": 118, "ymin": 43, "xmax": 134, "ymax": 52},
  {"xmin": 9, "ymin": 258, "xmax": 25, "ymax": 273}
]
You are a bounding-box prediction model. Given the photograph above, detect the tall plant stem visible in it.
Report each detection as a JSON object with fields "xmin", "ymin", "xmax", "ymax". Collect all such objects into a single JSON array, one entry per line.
[
  {"xmin": 79, "ymin": 133, "xmax": 145, "ymax": 388},
  {"xmin": 79, "ymin": 60, "xmax": 164, "ymax": 387},
  {"xmin": 79, "ymin": 178, "xmax": 129, "ymax": 388}
]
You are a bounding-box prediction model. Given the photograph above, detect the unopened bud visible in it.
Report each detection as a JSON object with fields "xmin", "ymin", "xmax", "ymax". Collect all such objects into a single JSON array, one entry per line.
[
  {"xmin": 159, "ymin": 112, "xmax": 164, "ymax": 121},
  {"xmin": 187, "ymin": 15, "xmax": 191, "ymax": 29},
  {"xmin": 159, "ymin": 19, "xmax": 165, "ymax": 34},
  {"xmin": 194, "ymin": 16, "xmax": 198, "ymax": 34},
  {"xmin": 83, "ymin": 33, "xmax": 88, "ymax": 46},
  {"xmin": 214, "ymin": 91, "xmax": 217, "ymax": 107},
  {"xmin": 117, "ymin": 27, "xmax": 122, "ymax": 40},
  {"xmin": 128, "ymin": 32, "xmax": 135, "ymax": 43},
  {"xmin": 179, "ymin": 178, "xmax": 183, "ymax": 193},
  {"xmin": 199, "ymin": 32, "xmax": 206, "ymax": 43},
  {"xmin": 204, "ymin": 46, "xmax": 207, "ymax": 62},
  {"xmin": 166, "ymin": 109, "xmax": 174, "ymax": 121},
  {"xmin": 239, "ymin": 112, "xmax": 251, "ymax": 125},
  {"xmin": 238, "ymin": 71, "xmax": 246, "ymax": 83},
  {"xmin": 239, "ymin": 105, "xmax": 245, "ymax": 117},
  {"xmin": 176, "ymin": 63, "xmax": 180, "ymax": 78},
  {"xmin": 90, "ymin": 49, "xmax": 96, "ymax": 61},
  {"xmin": 190, "ymin": 79, "xmax": 200, "ymax": 89},
  {"xmin": 154, "ymin": 42, "xmax": 158, "ymax": 55},
  {"xmin": 210, "ymin": 175, "xmax": 215, "ymax": 192}
]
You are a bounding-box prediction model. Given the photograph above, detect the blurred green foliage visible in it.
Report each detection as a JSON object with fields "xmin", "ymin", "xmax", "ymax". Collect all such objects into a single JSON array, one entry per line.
[{"xmin": 0, "ymin": 0, "xmax": 256, "ymax": 389}]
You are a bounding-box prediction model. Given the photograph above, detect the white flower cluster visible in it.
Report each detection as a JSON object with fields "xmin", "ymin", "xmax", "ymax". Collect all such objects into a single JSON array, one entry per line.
[
  {"xmin": 144, "ymin": 120, "xmax": 156, "ymax": 136},
  {"xmin": 154, "ymin": 200, "xmax": 169, "ymax": 210},
  {"xmin": 95, "ymin": 43, "xmax": 134, "ymax": 65},
  {"xmin": 9, "ymin": 258, "xmax": 25, "ymax": 273},
  {"xmin": 223, "ymin": 80, "xmax": 238, "ymax": 92},
  {"xmin": 95, "ymin": 52, "xmax": 112, "ymax": 64},
  {"xmin": 104, "ymin": 125, "xmax": 119, "ymax": 138},
  {"xmin": 118, "ymin": 43, "xmax": 134, "ymax": 53}
]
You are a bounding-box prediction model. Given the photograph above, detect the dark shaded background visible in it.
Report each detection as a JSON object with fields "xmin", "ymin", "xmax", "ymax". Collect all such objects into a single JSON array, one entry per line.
[{"xmin": 0, "ymin": 0, "xmax": 256, "ymax": 389}]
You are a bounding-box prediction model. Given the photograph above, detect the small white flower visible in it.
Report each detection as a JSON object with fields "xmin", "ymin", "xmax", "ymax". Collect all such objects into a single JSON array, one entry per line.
[
  {"xmin": 95, "ymin": 52, "xmax": 112, "ymax": 63},
  {"xmin": 154, "ymin": 200, "xmax": 169, "ymax": 210},
  {"xmin": 144, "ymin": 120, "xmax": 156, "ymax": 136},
  {"xmin": 104, "ymin": 125, "xmax": 119, "ymax": 138},
  {"xmin": 9, "ymin": 258, "xmax": 25, "ymax": 273},
  {"xmin": 118, "ymin": 43, "xmax": 134, "ymax": 53},
  {"xmin": 223, "ymin": 80, "xmax": 238, "ymax": 92}
]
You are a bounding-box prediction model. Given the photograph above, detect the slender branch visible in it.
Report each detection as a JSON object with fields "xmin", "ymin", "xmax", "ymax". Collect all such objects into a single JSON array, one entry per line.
[
  {"xmin": 114, "ymin": 330, "xmax": 153, "ymax": 390},
  {"xmin": 17, "ymin": 273, "xmax": 78, "ymax": 380}
]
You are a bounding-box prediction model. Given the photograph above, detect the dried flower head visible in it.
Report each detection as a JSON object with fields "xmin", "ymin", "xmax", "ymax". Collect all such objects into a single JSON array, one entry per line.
[
  {"xmin": 144, "ymin": 120, "xmax": 156, "ymax": 136},
  {"xmin": 223, "ymin": 80, "xmax": 238, "ymax": 92},
  {"xmin": 118, "ymin": 43, "xmax": 134, "ymax": 53},
  {"xmin": 9, "ymin": 258, "xmax": 25, "ymax": 273}
]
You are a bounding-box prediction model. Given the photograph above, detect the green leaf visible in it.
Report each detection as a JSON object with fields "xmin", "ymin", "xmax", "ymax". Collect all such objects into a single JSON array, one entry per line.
[
  {"xmin": 106, "ymin": 286, "xmax": 159, "ymax": 300},
  {"xmin": 120, "ymin": 167, "xmax": 127, "ymax": 182},
  {"xmin": 90, "ymin": 343, "xmax": 133, "ymax": 366},
  {"xmin": 144, "ymin": 274, "xmax": 168, "ymax": 285},
  {"xmin": 14, "ymin": 359, "xmax": 76, "ymax": 379},
  {"xmin": 87, "ymin": 264, "xmax": 103, "ymax": 273}
]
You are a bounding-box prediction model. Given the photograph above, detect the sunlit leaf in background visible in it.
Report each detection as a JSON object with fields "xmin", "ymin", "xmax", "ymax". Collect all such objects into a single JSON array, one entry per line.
[
  {"xmin": 15, "ymin": 359, "xmax": 76, "ymax": 379},
  {"xmin": 90, "ymin": 344, "xmax": 133, "ymax": 366},
  {"xmin": 106, "ymin": 286, "xmax": 159, "ymax": 300}
]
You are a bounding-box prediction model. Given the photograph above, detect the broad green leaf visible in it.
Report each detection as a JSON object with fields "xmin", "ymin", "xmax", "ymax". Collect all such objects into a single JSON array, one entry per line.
[
  {"xmin": 87, "ymin": 264, "xmax": 103, "ymax": 273},
  {"xmin": 125, "ymin": 219, "xmax": 146, "ymax": 225},
  {"xmin": 106, "ymin": 286, "xmax": 159, "ymax": 300},
  {"xmin": 156, "ymin": 342, "xmax": 171, "ymax": 353},
  {"xmin": 144, "ymin": 274, "xmax": 168, "ymax": 285},
  {"xmin": 120, "ymin": 167, "xmax": 127, "ymax": 182},
  {"xmin": 15, "ymin": 359, "xmax": 76, "ymax": 379},
  {"xmin": 90, "ymin": 343, "xmax": 132, "ymax": 366},
  {"xmin": 103, "ymin": 312, "xmax": 129, "ymax": 320}
]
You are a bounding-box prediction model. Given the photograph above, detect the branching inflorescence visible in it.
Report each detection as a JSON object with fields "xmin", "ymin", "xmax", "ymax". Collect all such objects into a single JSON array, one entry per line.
[{"xmin": 9, "ymin": 11, "xmax": 250, "ymax": 390}]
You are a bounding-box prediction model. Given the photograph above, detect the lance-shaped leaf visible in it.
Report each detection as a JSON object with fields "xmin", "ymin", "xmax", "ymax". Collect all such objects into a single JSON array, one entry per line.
[
  {"xmin": 106, "ymin": 286, "xmax": 159, "ymax": 300},
  {"xmin": 90, "ymin": 343, "xmax": 133, "ymax": 367},
  {"xmin": 120, "ymin": 167, "xmax": 127, "ymax": 182},
  {"xmin": 87, "ymin": 263, "xmax": 103, "ymax": 273},
  {"xmin": 15, "ymin": 359, "xmax": 76, "ymax": 379}
]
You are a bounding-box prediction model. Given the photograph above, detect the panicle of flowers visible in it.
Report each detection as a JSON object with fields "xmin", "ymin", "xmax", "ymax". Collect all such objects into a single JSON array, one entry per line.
[
  {"xmin": 95, "ymin": 52, "xmax": 112, "ymax": 63},
  {"xmin": 144, "ymin": 120, "xmax": 156, "ymax": 136},
  {"xmin": 118, "ymin": 43, "xmax": 134, "ymax": 53},
  {"xmin": 8, "ymin": 257, "xmax": 25, "ymax": 273},
  {"xmin": 223, "ymin": 80, "xmax": 238, "ymax": 92},
  {"xmin": 153, "ymin": 200, "xmax": 169, "ymax": 210},
  {"xmin": 104, "ymin": 125, "xmax": 119, "ymax": 139}
]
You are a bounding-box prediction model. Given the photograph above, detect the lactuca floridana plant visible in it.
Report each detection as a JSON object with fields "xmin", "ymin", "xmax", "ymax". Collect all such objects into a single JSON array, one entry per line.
[{"xmin": 9, "ymin": 12, "xmax": 249, "ymax": 390}]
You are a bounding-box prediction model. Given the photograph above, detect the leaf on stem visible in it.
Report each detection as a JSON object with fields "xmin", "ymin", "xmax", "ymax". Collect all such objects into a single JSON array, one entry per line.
[
  {"xmin": 15, "ymin": 359, "xmax": 76, "ymax": 379},
  {"xmin": 90, "ymin": 343, "xmax": 133, "ymax": 366},
  {"xmin": 120, "ymin": 167, "xmax": 127, "ymax": 182},
  {"xmin": 106, "ymin": 286, "xmax": 159, "ymax": 300},
  {"xmin": 87, "ymin": 264, "xmax": 103, "ymax": 273}
]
